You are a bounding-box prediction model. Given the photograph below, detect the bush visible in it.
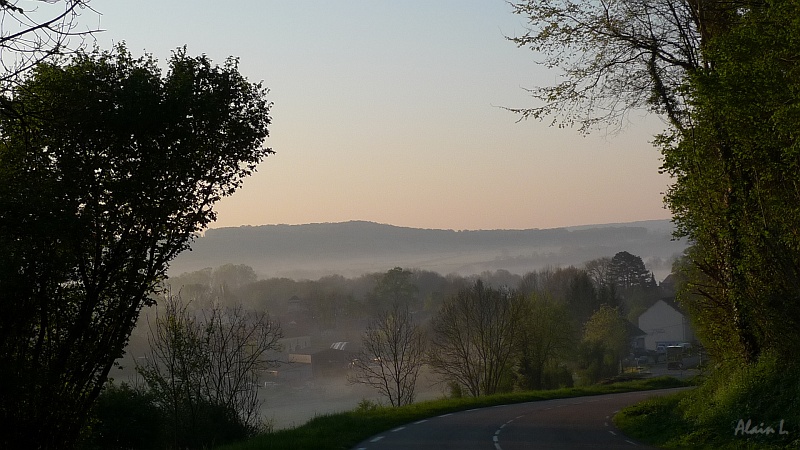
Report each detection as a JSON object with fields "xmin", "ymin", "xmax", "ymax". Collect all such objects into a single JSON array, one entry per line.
[
  {"xmin": 542, "ymin": 364, "xmax": 574, "ymax": 389},
  {"xmin": 355, "ymin": 399, "xmax": 381, "ymax": 413},
  {"xmin": 88, "ymin": 382, "xmax": 164, "ymax": 450},
  {"xmin": 169, "ymin": 400, "xmax": 252, "ymax": 449},
  {"xmin": 87, "ymin": 382, "xmax": 254, "ymax": 449}
]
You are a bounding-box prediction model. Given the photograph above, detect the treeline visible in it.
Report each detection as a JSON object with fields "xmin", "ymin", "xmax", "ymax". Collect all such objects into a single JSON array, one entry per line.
[{"xmin": 165, "ymin": 250, "xmax": 663, "ymax": 328}]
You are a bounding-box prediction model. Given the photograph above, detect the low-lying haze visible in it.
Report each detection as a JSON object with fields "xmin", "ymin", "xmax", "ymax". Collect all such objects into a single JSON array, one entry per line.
[{"xmin": 171, "ymin": 219, "xmax": 687, "ymax": 282}]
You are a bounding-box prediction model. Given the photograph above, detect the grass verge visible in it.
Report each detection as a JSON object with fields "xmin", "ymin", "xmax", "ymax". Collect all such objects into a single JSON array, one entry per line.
[
  {"xmin": 217, "ymin": 376, "xmax": 690, "ymax": 450},
  {"xmin": 615, "ymin": 356, "xmax": 800, "ymax": 449}
]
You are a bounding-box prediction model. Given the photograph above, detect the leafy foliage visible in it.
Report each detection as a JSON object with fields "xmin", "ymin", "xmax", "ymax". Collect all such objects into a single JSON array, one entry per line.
[
  {"xmin": 617, "ymin": 356, "xmax": 800, "ymax": 448},
  {"xmin": 662, "ymin": 0, "xmax": 800, "ymax": 364},
  {"xmin": 578, "ymin": 305, "xmax": 629, "ymax": 384},
  {"xmin": 515, "ymin": 294, "xmax": 574, "ymax": 390},
  {"xmin": 87, "ymin": 383, "xmax": 164, "ymax": 450},
  {"xmin": 513, "ymin": 0, "xmax": 800, "ymax": 385},
  {"xmin": 0, "ymin": 45, "xmax": 272, "ymax": 447},
  {"xmin": 608, "ymin": 251, "xmax": 654, "ymax": 291},
  {"xmin": 366, "ymin": 267, "xmax": 419, "ymax": 313}
]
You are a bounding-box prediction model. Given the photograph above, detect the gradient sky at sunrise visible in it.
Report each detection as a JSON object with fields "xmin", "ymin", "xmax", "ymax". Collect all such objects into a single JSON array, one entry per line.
[{"xmin": 89, "ymin": 0, "xmax": 672, "ymax": 231}]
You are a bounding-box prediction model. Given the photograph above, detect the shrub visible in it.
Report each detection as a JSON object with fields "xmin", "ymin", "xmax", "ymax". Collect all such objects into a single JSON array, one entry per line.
[{"xmin": 88, "ymin": 382, "xmax": 164, "ymax": 450}]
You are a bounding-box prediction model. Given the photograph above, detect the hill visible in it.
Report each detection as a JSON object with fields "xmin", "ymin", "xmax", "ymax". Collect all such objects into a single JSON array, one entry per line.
[{"xmin": 169, "ymin": 220, "xmax": 688, "ymax": 280}]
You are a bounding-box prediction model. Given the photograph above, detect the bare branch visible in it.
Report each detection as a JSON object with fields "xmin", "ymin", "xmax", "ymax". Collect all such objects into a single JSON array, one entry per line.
[
  {"xmin": 506, "ymin": 0, "xmax": 703, "ymax": 132},
  {"xmin": 0, "ymin": 1, "xmax": 100, "ymax": 88},
  {"xmin": 349, "ymin": 302, "xmax": 425, "ymax": 407}
]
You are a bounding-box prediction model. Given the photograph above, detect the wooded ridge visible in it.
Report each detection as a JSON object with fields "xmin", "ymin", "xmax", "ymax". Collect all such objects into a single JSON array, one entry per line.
[{"xmin": 172, "ymin": 220, "xmax": 687, "ymax": 279}]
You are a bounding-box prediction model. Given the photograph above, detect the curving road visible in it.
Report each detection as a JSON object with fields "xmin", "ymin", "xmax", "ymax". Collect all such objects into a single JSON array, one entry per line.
[{"xmin": 351, "ymin": 388, "xmax": 687, "ymax": 450}]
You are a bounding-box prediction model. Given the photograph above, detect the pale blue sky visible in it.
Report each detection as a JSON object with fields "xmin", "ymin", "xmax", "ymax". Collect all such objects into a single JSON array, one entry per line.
[{"xmin": 88, "ymin": 0, "xmax": 671, "ymax": 231}]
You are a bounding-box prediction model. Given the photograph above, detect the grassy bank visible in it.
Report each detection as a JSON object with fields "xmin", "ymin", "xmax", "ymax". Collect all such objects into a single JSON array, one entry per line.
[
  {"xmin": 615, "ymin": 356, "xmax": 800, "ymax": 449},
  {"xmin": 218, "ymin": 376, "xmax": 689, "ymax": 450}
]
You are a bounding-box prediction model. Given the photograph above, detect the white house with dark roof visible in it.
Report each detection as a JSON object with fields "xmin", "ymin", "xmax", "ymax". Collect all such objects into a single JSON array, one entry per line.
[{"xmin": 638, "ymin": 298, "xmax": 695, "ymax": 350}]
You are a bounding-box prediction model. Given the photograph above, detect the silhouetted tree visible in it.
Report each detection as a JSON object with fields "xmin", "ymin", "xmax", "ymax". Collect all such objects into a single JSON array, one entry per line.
[
  {"xmin": 0, "ymin": 45, "xmax": 272, "ymax": 448},
  {"xmin": 608, "ymin": 252, "xmax": 653, "ymax": 291},
  {"xmin": 507, "ymin": 0, "xmax": 702, "ymax": 132}
]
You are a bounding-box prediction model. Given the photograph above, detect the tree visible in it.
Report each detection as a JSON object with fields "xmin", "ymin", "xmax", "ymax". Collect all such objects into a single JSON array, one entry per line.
[
  {"xmin": 212, "ymin": 264, "xmax": 258, "ymax": 293},
  {"xmin": 606, "ymin": 251, "xmax": 659, "ymax": 321},
  {"xmin": 428, "ymin": 281, "xmax": 524, "ymax": 396},
  {"xmin": 519, "ymin": 266, "xmax": 603, "ymax": 328},
  {"xmin": 585, "ymin": 257, "xmax": 612, "ymax": 290},
  {"xmin": 137, "ymin": 296, "xmax": 282, "ymax": 448},
  {"xmin": 367, "ymin": 267, "xmax": 419, "ymax": 313},
  {"xmin": 608, "ymin": 251, "xmax": 653, "ymax": 291},
  {"xmin": 348, "ymin": 302, "xmax": 426, "ymax": 407},
  {"xmin": 508, "ymin": 0, "xmax": 800, "ymax": 366},
  {"xmin": 661, "ymin": 0, "xmax": 800, "ymax": 364},
  {"xmin": 578, "ymin": 305, "xmax": 629, "ymax": 384},
  {"xmin": 0, "ymin": 45, "xmax": 272, "ymax": 448},
  {"xmin": 515, "ymin": 294, "xmax": 574, "ymax": 390},
  {"xmin": 89, "ymin": 382, "xmax": 165, "ymax": 450}
]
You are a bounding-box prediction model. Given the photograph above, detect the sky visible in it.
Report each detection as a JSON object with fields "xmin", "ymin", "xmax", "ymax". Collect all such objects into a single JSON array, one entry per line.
[{"xmin": 88, "ymin": 0, "xmax": 672, "ymax": 231}]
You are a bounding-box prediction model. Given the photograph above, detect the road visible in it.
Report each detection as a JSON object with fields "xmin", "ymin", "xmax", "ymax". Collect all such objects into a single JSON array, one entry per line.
[{"xmin": 351, "ymin": 388, "xmax": 687, "ymax": 450}]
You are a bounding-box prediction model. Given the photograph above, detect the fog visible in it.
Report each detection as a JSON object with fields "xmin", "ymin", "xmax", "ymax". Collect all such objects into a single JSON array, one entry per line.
[
  {"xmin": 111, "ymin": 324, "xmax": 447, "ymax": 431},
  {"xmin": 257, "ymin": 368, "xmax": 445, "ymax": 430},
  {"xmin": 170, "ymin": 220, "xmax": 688, "ymax": 282},
  {"xmin": 107, "ymin": 219, "xmax": 688, "ymax": 431}
]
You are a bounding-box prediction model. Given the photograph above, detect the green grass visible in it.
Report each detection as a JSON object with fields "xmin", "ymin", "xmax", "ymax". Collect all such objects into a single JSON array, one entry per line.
[
  {"xmin": 615, "ymin": 356, "xmax": 800, "ymax": 449},
  {"xmin": 217, "ymin": 376, "xmax": 690, "ymax": 450}
]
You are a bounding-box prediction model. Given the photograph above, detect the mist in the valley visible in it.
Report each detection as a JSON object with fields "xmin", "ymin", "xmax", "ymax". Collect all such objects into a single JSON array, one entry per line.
[
  {"xmin": 169, "ymin": 220, "xmax": 687, "ymax": 282},
  {"xmin": 112, "ymin": 221, "xmax": 687, "ymax": 430}
]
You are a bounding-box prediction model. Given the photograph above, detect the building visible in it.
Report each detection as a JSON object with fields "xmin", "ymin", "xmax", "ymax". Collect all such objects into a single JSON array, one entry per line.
[
  {"xmin": 311, "ymin": 342, "xmax": 358, "ymax": 378},
  {"xmin": 637, "ymin": 298, "xmax": 695, "ymax": 351}
]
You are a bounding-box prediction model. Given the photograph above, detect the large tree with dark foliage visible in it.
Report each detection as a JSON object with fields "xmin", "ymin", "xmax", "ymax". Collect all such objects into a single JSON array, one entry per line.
[
  {"xmin": 0, "ymin": 45, "xmax": 272, "ymax": 448},
  {"xmin": 662, "ymin": 0, "xmax": 800, "ymax": 364},
  {"xmin": 509, "ymin": 0, "xmax": 800, "ymax": 365},
  {"xmin": 608, "ymin": 252, "xmax": 652, "ymax": 291}
]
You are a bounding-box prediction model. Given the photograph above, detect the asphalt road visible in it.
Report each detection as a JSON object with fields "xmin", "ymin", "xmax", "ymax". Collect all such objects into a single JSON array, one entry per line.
[{"xmin": 351, "ymin": 388, "xmax": 688, "ymax": 450}]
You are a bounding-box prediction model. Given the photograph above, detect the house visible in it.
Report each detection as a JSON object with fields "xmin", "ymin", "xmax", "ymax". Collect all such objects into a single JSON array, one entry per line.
[{"xmin": 637, "ymin": 298, "xmax": 695, "ymax": 351}]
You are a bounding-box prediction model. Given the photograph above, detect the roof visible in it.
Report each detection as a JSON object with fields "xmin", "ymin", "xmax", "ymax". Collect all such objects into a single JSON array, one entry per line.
[
  {"xmin": 658, "ymin": 296, "xmax": 688, "ymax": 316},
  {"xmin": 330, "ymin": 341, "xmax": 350, "ymax": 350},
  {"xmin": 624, "ymin": 320, "xmax": 647, "ymax": 338}
]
